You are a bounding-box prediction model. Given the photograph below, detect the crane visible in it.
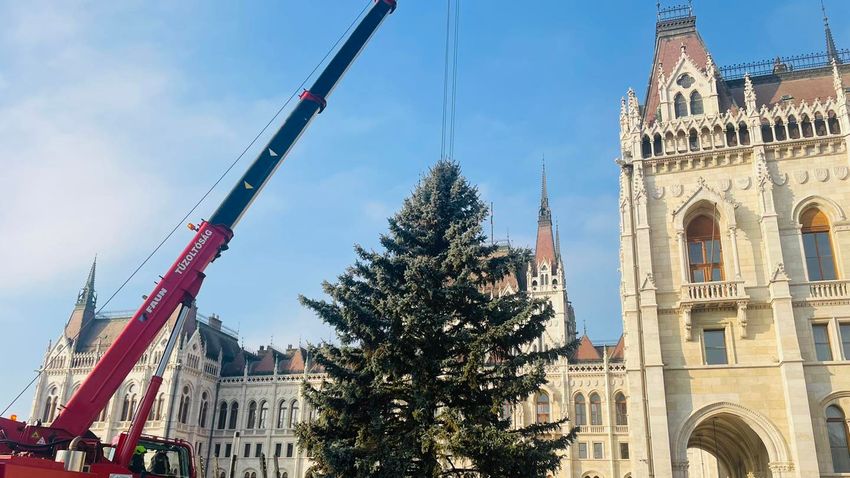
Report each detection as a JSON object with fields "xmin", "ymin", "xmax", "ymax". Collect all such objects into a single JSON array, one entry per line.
[{"xmin": 0, "ymin": 1, "xmax": 396, "ymax": 476}]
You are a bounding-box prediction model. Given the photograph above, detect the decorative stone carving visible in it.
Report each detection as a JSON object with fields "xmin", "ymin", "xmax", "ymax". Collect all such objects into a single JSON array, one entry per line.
[
  {"xmin": 835, "ymin": 166, "xmax": 848, "ymax": 180},
  {"xmin": 773, "ymin": 172, "xmax": 788, "ymax": 186},
  {"xmin": 794, "ymin": 170, "xmax": 809, "ymax": 184},
  {"xmin": 682, "ymin": 304, "xmax": 694, "ymax": 341},
  {"xmin": 718, "ymin": 179, "xmax": 732, "ymax": 192},
  {"xmin": 738, "ymin": 300, "xmax": 749, "ymax": 339},
  {"xmin": 641, "ymin": 273, "xmax": 657, "ymax": 291},
  {"xmin": 736, "ymin": 177, "xmax": 752, "ymax": 190},
  {"xmin": 816, "ymin": 168, "xmax": 829, "ymax": 182},
  {"xmin": 671, "ymin": 184, "xmax": 684, "ymax": 197},
  {"xmin": 744, "ymin": 73, "xmax": 756, "ymax": 111},
  {"xmin": 771, "ymin": 263, "xmax": 789, "ymax": 282},
  {"xmin": 652, "ymin": 186, "xmax": 665, "ymax": 200}
]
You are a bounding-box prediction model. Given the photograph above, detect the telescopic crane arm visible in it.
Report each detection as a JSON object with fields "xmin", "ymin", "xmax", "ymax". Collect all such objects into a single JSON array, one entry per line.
[{"xmin": 0, "ymin": 2, "xmax": 397, "ymax": 471}]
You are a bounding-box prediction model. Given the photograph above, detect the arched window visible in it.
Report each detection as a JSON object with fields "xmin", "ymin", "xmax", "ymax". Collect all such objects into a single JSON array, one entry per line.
[
  {"xmin": 653, "ymin": 133, "xmax": 663, "ymax": 156},
  {"xmin": 802, "ymin": 208, "xmax": 836, "ymax": 281},
  {"xmin": 258, "ymin": 401, "xmax": 269, "ymax": 429},
  {"xmin": 574, "ymin": 394, "xmax": 587, "ymax": 426},
  {"xmin": 761, "ymin": 119, "xmax": 774, "ymax": 142},
  {"xmin": 801, "ymin": 114, "xmax": 814, "ymax": 137},
  {"xmin": 289, "ymin": 401, "xmax": 300, "ymax": 428},
  {"xmin": 589, "ymin": 393, "xmax": 602, "ymax": 425},
  {"xmin": 247, "ymin": 401, "xmax": 258, "ymax": 429},
  {"xmin": 674, "ymin": 93, "xmax": 688, "ymax": 118},
  {"xmin": 829, "ymin": 111, "xmax": 841, "ymax": 134},
  {"xmin": 178, "ymin": 386, "xmax": 191, "ymax": 424},
  {"xmin": 738, "ymin": 122, "xmax": 750, "ymax": 145},
  {"xmin": 217, "ymin": 401, "xmax": 228, "ymax": 429},
  {"xmin": 121, "ymin": 384, "xmax": 137, "ymax": 422},
  {"xmin": 500, "ymin": 402, "xmax": 513, "ymax": 422},
  {"xmin": 536, "ymin": 392, "xmax": 550, "ymax": 424},
  {"xmin": 641, "ymin": 135, "xmax": 652, "ymax": 159},
  {"xmin": 815, "ymin": 113, "xmax": 828, "ymax": 136},
  {"xmin": 97, "ymin": 401, "xmax": 109, "ymax": 422},
  {"xmin": 228, "ymin": 402, "xmax": 239, "ymax": 429},
  {"xmin": 788, "ymin": 115, "xmax": 800, "ymax": 139},
  {"xmin": 198, "ymin": 392, "xmax": 209, "ymax": 428},
  {"xmin": 827, "ymin": 405, "xmax": 850, "ymax": 472},
  {"xmin": 774, "ymin": 118, "xmax": 786, "ymax": 141},
  {"xmin": 277, "ymin": 400, "xmax": 287, "ymax": 429},
  {"xmin": 725, "ymin": 124, "xmax": 738, "ymax": 146},
  {"xmin": 42, "ymin": 386, "xmax": 58, "ymax": 422},
  {"xmin": 689, "ymin": 91, "xmax": 704, "ymax": 115},
  {"xmin": 615, "ymin": 392, "xmax": 628, "ymax": 426},
  {"xmin": 687, "ymin": 215, "xmax": 723, "ymax": 283},
  {"xmin": 688, "ymin": 129, "xmax": 699, "ymax": 151}
]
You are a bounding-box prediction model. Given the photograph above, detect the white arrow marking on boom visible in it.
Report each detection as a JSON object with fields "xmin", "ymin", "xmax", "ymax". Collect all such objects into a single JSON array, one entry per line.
[{"xmin": 268, "ymin": 148, "xmax": 278, "ymax": 157}]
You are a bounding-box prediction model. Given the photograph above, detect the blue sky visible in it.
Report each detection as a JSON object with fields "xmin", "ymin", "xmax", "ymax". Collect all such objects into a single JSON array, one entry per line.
[{"xmin": 1, "ymin": 0, "xmax": 847, "ymax": 418}]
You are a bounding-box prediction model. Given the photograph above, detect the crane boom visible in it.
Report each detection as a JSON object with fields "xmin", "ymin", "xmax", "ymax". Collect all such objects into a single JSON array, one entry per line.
[{"xmin": 0, "ymin": 2, "xmax": 397, "ymax": 476}]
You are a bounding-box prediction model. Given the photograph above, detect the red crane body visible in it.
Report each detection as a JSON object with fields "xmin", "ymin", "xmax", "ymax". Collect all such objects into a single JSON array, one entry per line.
[{"xmin": 0, "ymin": 1, "xmax": 396, "ymax": 476}]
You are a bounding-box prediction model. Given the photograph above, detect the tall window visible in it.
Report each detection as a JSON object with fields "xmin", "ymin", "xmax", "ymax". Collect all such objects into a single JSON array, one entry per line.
[
  {"xmin": 687, "ymin": 215, "xmax": 723, "ymax": 283},
  {"xmin": 198, "ymin": 392, "xmax": 209, "ymax": 428},
  {"xmin": 228, "ymin": 402, "xmax": 239, "ymax": 429},
  {"xmin": 589, "ymin": 393, "xmax": 602, "ymax": 426},
  {"xmin": 217, "ymin": 402, "xmax": 228, "ymax": 429},
  {"xmin": 674, "ymin": 93, "xmax": 688, "ymax": 118},
  {"xmin": 42, "ymin": 386, "xmax": 58, "ymax": 422},
  {"xmin": 574, "ymin": 394, "xmax": 587, "ymax": 426},
  {"xmin": 277, "ymin": 401, "xmax": 287, "ymax": 429},
  {"xmin": 689, "ymin": 91, "xmax": 703, "ymax": 115},
  {"xmin": 258, "ymin": 401, "xmax": 269, "ymax": 429},
  {"xmin": 536, "ymin": 392, "xmax": 550, "ymax": 424},
  {"xmin": 247, "ymin": 401, "xmax": 258, "ymax": 429},
  {"xmin": 841, "ymin": 323, "xmax": 850, "ymax": 360},
  {"xmin": 813, "ymin": 324, "xmax": 833, "ymax": 361},
  {"xmin": 827, "ymin": 405, "xmax": 850, "ymax": 472},
  {"xmin": 615, "ymin": 392, "xmax": 628, "ymax": 426},
  {"xmin": 802, "ymin": 208, "xmax": 836, "ymax": 281},
  {"xmin": 121, "ymin": 385, "xmax": 138, "ymax": 421},
  {"xmin": 703, "ymin": 329, "xmax": 728, "ymax": 365},
  {"xmin": 178, "ymin": 386, "xmax": 191, "ymax": 424},
  {"xmin": 289, "ymin": 401, "xmax": 299, "ymax": 428}
]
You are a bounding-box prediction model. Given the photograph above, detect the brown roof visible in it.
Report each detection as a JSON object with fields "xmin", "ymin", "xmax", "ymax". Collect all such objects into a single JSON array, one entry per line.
[
  {"xmin": 727, "ymin": 69, "xmax": 850, "ymax": 110},
  {"xmin": 76, "ymin": 316, "xmax": 130, "ymax": 353},
  {"xmin": 535, "ymin": 221, "xmax": 557, "ymax": 266},
  {"xmin": 609, "ymin": 335, "xmax": 625, "ymax": 361},
  {"xmin": 643, "ymin": 24, "xmax": 710, "ymax": 123},
  {"xmin": 573, "ymin": 335, "xmax": 602, "ymax": 362}
]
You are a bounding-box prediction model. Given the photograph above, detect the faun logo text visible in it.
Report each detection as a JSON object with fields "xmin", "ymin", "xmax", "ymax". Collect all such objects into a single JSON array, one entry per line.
[
  {"xmin": 145, "ymin": 288, "xmax": 168, "ymax": 315},
  {"xmin": 175, "ymin": 229, "xmax": 214, "ymax": 275}
]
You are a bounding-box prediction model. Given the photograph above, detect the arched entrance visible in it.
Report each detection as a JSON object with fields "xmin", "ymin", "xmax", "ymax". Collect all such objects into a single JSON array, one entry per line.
[
  {"xmin": 673, "ymin": 402, "xmax": 792, "ymax": 478},
  {"xmin": 685, "ymin": 414, "xmax": 770, "ymax": 477}
]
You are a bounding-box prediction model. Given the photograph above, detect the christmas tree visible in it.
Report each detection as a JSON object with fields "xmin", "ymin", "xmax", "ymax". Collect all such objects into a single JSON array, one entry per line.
[{"xmin": 297, "ymin": 161, "xmax": 577, "ymax": 477}]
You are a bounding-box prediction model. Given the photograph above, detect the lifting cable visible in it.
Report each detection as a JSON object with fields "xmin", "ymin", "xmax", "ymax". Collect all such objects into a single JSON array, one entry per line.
[
  {"xmin": 440, "ymin": 0, "xmax": 461, "ymax": 160},
  {"xmin": 2, "ymin": 0, "xmax": 374, "ymax": 417}
]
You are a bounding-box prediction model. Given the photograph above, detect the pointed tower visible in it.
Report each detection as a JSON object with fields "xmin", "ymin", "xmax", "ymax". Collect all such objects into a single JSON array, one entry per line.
[
  {"xmin": 822, "ymin": 0, "xmax": 841, "ymax": 63},
  {"xmin": 528, "ymin": 160, "xmax": 577, "ymax": 346},
  {"xmin": 64, "ymin": 257, "xmax": 98, "ymax": 343}
]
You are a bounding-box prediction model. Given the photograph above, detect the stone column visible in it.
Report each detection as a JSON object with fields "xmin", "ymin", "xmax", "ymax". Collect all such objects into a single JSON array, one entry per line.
[
  {"xmin": 728, "ymin": 226, "xmax": 742, "ymax": 280},
  {"xmin": 678, "ymin": 231, "xmax": 690, "ymax": 284}
]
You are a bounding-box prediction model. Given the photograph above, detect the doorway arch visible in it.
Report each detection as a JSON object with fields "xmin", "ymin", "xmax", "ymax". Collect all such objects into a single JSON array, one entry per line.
[{"xmin": 673, "ymin": 402, "xmax": 792, "ymax": 477}]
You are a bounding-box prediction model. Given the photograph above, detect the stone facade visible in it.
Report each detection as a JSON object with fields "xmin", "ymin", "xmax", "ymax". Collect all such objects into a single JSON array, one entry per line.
[{"xmin": 618, "ymin": 5, "xmax": 850, "ymax": 478}]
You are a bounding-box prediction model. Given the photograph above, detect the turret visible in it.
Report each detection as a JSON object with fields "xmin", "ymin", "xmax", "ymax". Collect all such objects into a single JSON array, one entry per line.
[{"xmin": 63, "ymin": 257, "xmax": 97, "ymax": 345}]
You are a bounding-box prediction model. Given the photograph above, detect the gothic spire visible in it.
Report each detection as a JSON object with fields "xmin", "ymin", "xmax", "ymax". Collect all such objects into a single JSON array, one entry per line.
[
  {"xmin": 822, "ymin": 0, "xmax": 840, "ymax": 63},
  {"xmin": 75, "ymin": 256, "xmax": 97, "ymax": 310},
  {"xmin": 539, "ymin": 156, "xmax": 551, "ymax": 225},
  {"xmin": 555, "ymin": 220, "xmax": 562, "ymax": 261}
]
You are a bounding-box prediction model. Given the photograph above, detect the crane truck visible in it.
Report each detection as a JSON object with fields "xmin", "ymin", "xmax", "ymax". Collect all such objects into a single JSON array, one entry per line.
[{"xmin": 0, "ymin": 1, "xmax": 396, "ymax": 476}]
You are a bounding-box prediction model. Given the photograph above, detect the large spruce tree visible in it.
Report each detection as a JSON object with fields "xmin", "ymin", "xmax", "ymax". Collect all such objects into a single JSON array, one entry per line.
[{"xmin": 297, "ymin": 161, "xmax": 577, "ymax": 477}]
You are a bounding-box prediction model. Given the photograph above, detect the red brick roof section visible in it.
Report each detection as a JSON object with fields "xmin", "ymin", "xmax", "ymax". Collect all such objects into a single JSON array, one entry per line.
[
  {"xmin": 728, "ymin": 71, "xmax": 850, "ymax": 110},
  {"xmin": 574, "ymin": 335, "xmax": 602, "ymax": 362},
  {"xmin": 609, "ymin": 335, "xmax": 625, "ymax": 361},
  {"xmin": 644, "ymin": 32, "xmax": 710, "ymax": 124},
  {"xmin": 535, "ymin": 221, "xmax": 557, "ymax": 266}
]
